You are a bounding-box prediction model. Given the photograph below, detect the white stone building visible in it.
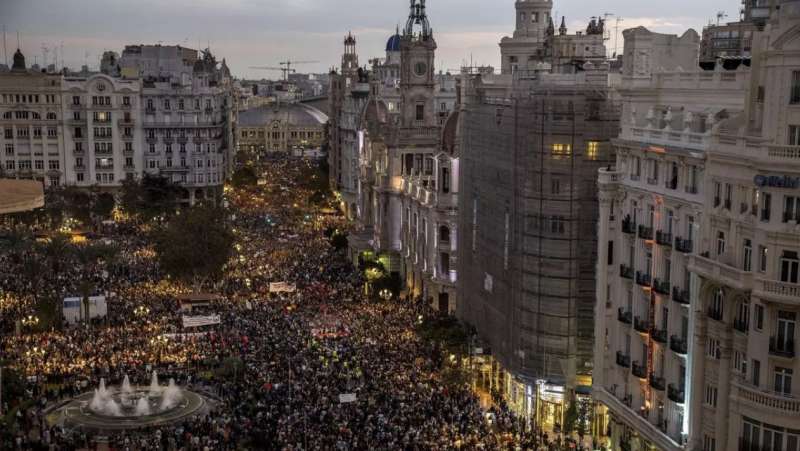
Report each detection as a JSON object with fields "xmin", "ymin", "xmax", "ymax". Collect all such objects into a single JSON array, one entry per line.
[
  {"xmin": 594, "ymin": 3, "xmax": 800, "ymax": 450},
  {"xmin": 0, "ymin": 46, "xmax": 235, "ymax": 201}
]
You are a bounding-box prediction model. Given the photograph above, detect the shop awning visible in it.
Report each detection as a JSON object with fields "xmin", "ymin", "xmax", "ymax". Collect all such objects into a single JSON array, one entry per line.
[{"xmin": 0, "ymin": 179, "xmax": 44, "ymax": 214}]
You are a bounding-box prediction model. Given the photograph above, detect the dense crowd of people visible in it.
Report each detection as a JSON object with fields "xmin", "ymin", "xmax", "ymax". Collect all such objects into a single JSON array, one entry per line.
[{"xmin": 0, "ymin": 158, "xmax": 577, "ymax": 450}]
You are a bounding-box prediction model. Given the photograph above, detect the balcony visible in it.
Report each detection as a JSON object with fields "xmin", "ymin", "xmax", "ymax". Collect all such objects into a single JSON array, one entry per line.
[
  {"xmin": 689, "ymin": 253, "xmax": 754, "ymax": 292},
  {"xmin": 653, "ymin": 278, "xmax": 671, "ymax": 295},
  {"xmin": 145, "ymin": 106, "xmax": 156, "ymax": 115},
  {"xmin": 632, "ymin": 361, "xmax": 647, "ymax": 379},
  {"xmin": 670, "ymin": 335, "xmax": 688, "ymax": 355},
  {"xmin": 616, "ymin": 351, "xmax": 631, "ymax": 368},
  {"xmin": 146, "ymin": 137, "xmax": 158, "ymax": 145},
  {"xmin": 651, "ymin": 327, "xmax": 668, "ymax": 344},
  {"xmin": 672, "ymin": 287, "xmax": 690, "ymax": 305},
  {"xmin": 622, "ymin": 218, "xmax": 636, "ymax": 235},
  {"xmin": 754, "ymin": 279, "xmax": 800, "ymax": 307},
  {"xmin": 635, "ymin": 271, "xmax": 652, "ymax": 287},
  {"xmin": 707, "ymin": 307, "xmax": 723, "ymax": 322},
  {"xmin": 74, "ymin": 165, "xmax": 86, "ymax": 171},
  {"xmin": 73, "ymin": 148, "xmax": 84, "ymax": 155},
  {"xmin": 118, "ymin": 118, "xmax": 135, "ymax": 126},
  {"xmin": 668, "ymin": 384, "xmax": 685, "ymax": 404},
  {"xmin": 638, "ymin": 225, "xmax": 654, "ymax": 240},
  {"xmin": 674, "ymin": 237, "xmax": 693, "ymax": 254},
  {"xmin": 769, "ymin": 338, "xmax": 795, "ymax": 358},
  {"xmin": 178, "ymin": 136, "xmax": 189, "ymax": 144},
  {"xmin": 620, "ymin": 264, "xmax": 634, "ymax": 280},
  {"xmin": 685, "ymin": 185, "xmax": 699, "ymax": 194},
  {"xmin": 734, "ymin": 382, "xmax": 800, "ymax": 415},
  {"xmin": 649, "ymin": 374, "xmax": 666, "ymax": 391},
  {"xmin": 95, "ymin": 164, "xmax": 114, "ymax": 170},
  {"xmin": 634, "ymin": 316, "xmax": 651, "ymax": 334},
  {"xmin": 618, "ymin": 308, "xmax": 633, "ymax": 325},
  {"xmin": 656, "ymin": 231, "xmax": 673, "ymax": 247},
  {"xmin": 733, "ymin": 318, "xmax": 749, "ymax": 334}
]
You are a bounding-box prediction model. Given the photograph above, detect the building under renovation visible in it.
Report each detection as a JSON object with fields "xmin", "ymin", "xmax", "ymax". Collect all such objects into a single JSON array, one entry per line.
[{"xmin": 457, "ymin": 0, "xmax": 621, "ymax": 428}]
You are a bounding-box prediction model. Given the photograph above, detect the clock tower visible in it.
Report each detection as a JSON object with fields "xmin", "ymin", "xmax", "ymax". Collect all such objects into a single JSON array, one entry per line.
[{"xmin": 400, "ymin": 0, "xmax": 437, "ymax": 128}]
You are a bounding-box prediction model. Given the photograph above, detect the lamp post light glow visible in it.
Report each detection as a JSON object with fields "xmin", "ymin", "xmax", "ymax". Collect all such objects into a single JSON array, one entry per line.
[{"xmin": 21, "ymin": 315, "xmax": 39, "ymax": 329}]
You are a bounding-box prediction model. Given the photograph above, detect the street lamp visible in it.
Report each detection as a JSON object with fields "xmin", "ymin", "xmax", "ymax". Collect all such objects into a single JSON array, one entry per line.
[
  {"xmin": 134, "ymin": 306, "xmax": 150, "ymax": 317},
  {"xmin": 21, "ymin": 315, "xmax": 39, "ymax": 329},
  {"xmin": 379, "ymin": 289, "xmax": 392, "ymax": 301}
]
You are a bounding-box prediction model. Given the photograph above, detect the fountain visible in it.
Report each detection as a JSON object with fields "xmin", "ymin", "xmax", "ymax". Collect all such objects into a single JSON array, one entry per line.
[
  {"xmin": 149, "ymin": 371, "xmax": 161, "ymax": 395},
  {"xmin": 121, "ymin": 375, "xmax": 133, "ymax": 395},
  {"xmin": 135, "ymin": 396, "xmax": 151, "ymax": 416},
  {"xmin": 85, "ymin": 371, "xmax": 185, "ymax": 418},
  {"xmin": 50, "ymin": 371, "xmax": 208, "ymax": 431}
]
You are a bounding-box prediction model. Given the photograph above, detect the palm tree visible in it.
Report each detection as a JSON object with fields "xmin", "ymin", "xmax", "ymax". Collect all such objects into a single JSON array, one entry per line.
[
  {"xmin": 40, "ymin": 233, "xmax": 72, "ymax": 274},
  {"xmin": 71, "ymin": 242, "xmax": 119, "ymax": 324}
]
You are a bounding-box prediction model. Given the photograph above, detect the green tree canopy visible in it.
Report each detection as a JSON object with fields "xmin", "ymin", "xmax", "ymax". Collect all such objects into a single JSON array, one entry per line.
[
  {"xmin": 153, "ymin": 204, "xmax": 234, "ymax": 291},
  {"xmin": 120, "ymin": 174, "xmax": 182, "ymax": 221},
  {"xmin": 231, "ymin": 166, "xmax": 258, "ymax": 189}
]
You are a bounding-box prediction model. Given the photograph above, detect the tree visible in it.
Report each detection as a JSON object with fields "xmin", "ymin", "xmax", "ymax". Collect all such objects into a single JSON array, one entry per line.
[
  {"xmin": 71, "ymin": 242, "xmax": 119, "ymax": 323},
  {"xmin": 92, "ymin": 192, "xmax": 116, "ymax": 219},
  {"xmin": 153, "ymin": 204, "xmax": 234, "ymax": 292},
  {"xmin": 120, "ymin": 174, "xmax": 182, "ymax": 221},
  {"xmin": 231, "ymin": 166, "xmax": 258, "ymax": 188}
]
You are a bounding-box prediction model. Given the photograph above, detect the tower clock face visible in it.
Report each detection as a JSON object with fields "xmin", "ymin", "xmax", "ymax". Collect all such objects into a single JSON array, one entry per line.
[{"xmin": 414, "ymin": 61, "xmax": 428, "ymax": 77}]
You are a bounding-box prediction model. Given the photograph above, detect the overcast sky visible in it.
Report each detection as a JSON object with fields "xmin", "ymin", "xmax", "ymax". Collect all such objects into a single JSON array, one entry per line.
[{"xmin": 2, "ymin": 0, "xmax": 737, "ymax": 79}]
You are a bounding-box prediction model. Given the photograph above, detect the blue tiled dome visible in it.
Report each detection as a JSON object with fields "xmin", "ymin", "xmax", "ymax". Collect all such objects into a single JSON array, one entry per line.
[{"xmin": 386, "ymin": 34, "xmax": 401, "ymax": 52}]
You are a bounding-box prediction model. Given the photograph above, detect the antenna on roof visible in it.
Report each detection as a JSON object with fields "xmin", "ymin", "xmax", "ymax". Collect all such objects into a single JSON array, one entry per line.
[
  {"xmin": 2, "ymin": 25, "xmax": 7, "ymax": 67},
  {"xmin": 716, "ymin": 11, "xmax": 727, "ymax": 26}
]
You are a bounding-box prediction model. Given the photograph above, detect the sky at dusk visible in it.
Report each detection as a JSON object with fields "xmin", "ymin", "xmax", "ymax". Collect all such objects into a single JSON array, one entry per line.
[{"xmin": 1, "ymin": 0, "xmax": 738, "ymax": 79}]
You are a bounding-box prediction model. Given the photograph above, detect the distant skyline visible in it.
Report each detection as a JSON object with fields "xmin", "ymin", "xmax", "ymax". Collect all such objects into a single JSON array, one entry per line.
[{"xmin": 2, "ymin": 0, "xmax": 738, "ymax": 79}]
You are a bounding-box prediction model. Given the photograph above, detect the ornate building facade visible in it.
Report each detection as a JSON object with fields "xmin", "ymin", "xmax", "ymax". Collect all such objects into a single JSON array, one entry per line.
[
  {"xmin": 594, "ymin": 2, "xmax": 800, "ymax": 450},
  {"xmin": 0, "ymin": 46, "xmax": 235, "ymax": 202},
  {"xmin": 329, "ymin": 0, "xmax": 460, "ymax": 311}
]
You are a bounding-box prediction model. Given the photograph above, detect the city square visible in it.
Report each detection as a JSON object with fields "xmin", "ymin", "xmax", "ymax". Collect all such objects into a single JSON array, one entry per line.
[{"xmin": 2, "ymin": 0, "xmax": 800, "ymax": 450}]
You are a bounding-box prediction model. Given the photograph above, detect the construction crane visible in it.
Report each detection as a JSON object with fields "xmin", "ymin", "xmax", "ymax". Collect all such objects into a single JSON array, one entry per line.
[
  {"xmin": 250, "ymin": 59, "xmax": 320, "ymax": 81},
  {"xmin": 249, "ymin": 66, "xmax": 291, "ymax": 80}
]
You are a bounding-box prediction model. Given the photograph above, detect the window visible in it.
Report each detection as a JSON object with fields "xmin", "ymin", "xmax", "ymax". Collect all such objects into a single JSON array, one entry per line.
[
  {"xmin": 164, "ymin": 99, "xmax": 171, "ymax": 110},
  {"xmin": 790, "ymin": 125, "xmax": 800, "ymax": 145},
  {"xmin": 781, "ymin": 251, "xmax": 800, "ymax": 284},
  {"xmin": 772, "ymin": 367, "xmax": 794, "ymax": 398},
  {"xmin": 4, "ymin": 144, "xmax": 13, "ymax": 155},
  {"xmin": 717, "ymin": 231, "xmax": 726, "ymax": 256},
  {"xmin": 77, "ymin": 173, "xmax": 84, "ymax": 182},
  {"xmin": 3, "ymin": 128, "xmax": 11, "ymax": 139},
  {"xmin": 552, "ymin": 178, "xmax": 561, "ymax": 195},
  {"xmin": 714, "ymin": 182, "xmax": 721, "ymax": 206},
  {"xmin": 743, "ymin": 239, "xmax": 753, "ymax": 272},
  {"xmin": 712, "ymin": 289, "xmax": 724, "ymax": 316},
  {"xmin": 586, "ymin": 141, "xmax": 599, "ymax": 160},
  {"xmin": 759, "ymin": 246, "xmax": 768, "ymax": 273},
  {"xmin": 784, "ymin": 196, "xmax": 800, "ymax": 223},
  {"xmin": 123, "ymin": 96, "xmax": 130, "ymax": 106},
  {"xmin": 705, "ymin": 385, "xmax": 718, "ymax": 407},
  {"xmin": 178, "ymin": 99, "xmax": 184, "ymax": 110},
  {"xmin": 707, "ymin": 337, "xmax": 721, "ymax": 359},
  {"xmin": 5, "ymin": 160, "xmax": 14, "ymax": 170},
  {"xmin": 752, "ymin": 359, "xmax": 761, "ymax": 387},
  {"xmin": 761, "ymin": 192, "xmax": 772, "ymax": 221},
  {"xmin": 734, "ymin": 350, "xmax": 747, "ymax": 375},
  {"xmin": 504, "ymin": 212, "xmax": 510, "ymax": 270},
  {"xmin": 725, "ymin": 183, "xmax": 732, "ymax": 209},
  {"xmin": 703, "ymin": 435, "xmax": 716, "ymax": 451},
  {"xmin": 48, "ymin": 160, "xmax": 59, "ymax": 170},
  {"xmin": 415, "ymin": 104, "xmax": 424, "ymax": 121},
  {"xmin": 792, "ymin": 71, "xmax": 800, "ymax": 104},
  {"xmin": 72, "ymin": 96, "xmax": 80, "ymax": 105},
  {"xmin": 737, "ymin": 301, "xmax": 750, "ymax": 330},
  {"xmin": 551, "ymin": 143, "xmax": 572, "ymax": 159},
  {"xmin": 755, "ymin": 304, "xmax": 764, "ymax": 330}
]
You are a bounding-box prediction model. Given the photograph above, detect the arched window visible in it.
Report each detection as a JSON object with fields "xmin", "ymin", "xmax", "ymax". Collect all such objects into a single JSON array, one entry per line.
[{"xmin": 717, "ymin": 231, "xmax": 726, "ymax": 256}]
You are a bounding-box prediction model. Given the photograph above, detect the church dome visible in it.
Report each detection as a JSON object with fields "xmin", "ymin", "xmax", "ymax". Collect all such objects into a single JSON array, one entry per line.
[{"xmin": 386, "ymin": 33, "xmax": 401, "ymax": 52}]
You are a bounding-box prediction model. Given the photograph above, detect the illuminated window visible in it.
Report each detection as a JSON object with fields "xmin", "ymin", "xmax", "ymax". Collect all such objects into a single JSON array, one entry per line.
[
  {"xmin": 551, "ymin": 143, "xmax": 572, "ymax": 159},
  {"xmin": 587, "ymin": 141, "xmax": 599, "ymax": 160}
]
